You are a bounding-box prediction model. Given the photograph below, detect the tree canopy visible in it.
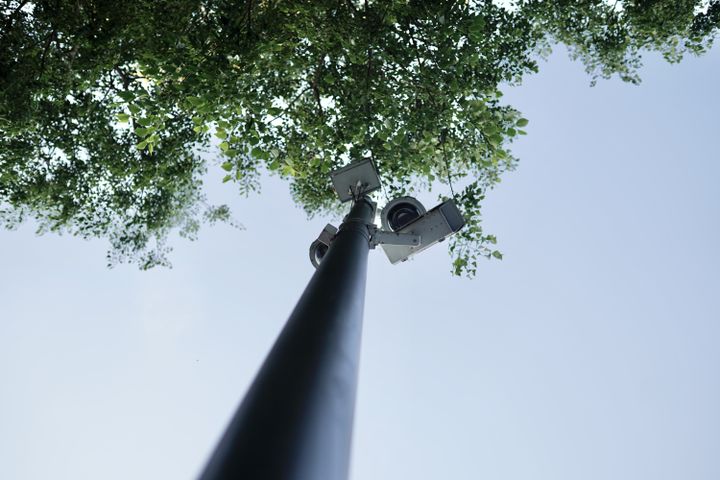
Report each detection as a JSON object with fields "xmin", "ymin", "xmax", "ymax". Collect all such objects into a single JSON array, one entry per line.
[{"xmin": 2, "ymin": 0, "xmax": 718, "ymax": 274}]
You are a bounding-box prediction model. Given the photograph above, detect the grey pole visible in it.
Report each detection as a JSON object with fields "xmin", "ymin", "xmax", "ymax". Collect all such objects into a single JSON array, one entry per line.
[{"xmin": 199, "ymin": 197, "xmax": 375, "ymax": 480}]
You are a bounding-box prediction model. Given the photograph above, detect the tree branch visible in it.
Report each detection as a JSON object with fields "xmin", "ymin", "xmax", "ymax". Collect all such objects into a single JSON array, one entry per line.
[
  {"xmin": 38, "ymin": 29, "xmax": 58, "ymax": 79},
  {"xmin": 114, "ymin": 66, "xmax": 131, "ymax": 89}
]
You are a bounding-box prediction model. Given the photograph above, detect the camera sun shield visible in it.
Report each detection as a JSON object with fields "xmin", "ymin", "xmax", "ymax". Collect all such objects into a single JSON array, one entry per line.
[{"xmin": 330, "ymin": 159, "xmax": 381, "ymax": 202}]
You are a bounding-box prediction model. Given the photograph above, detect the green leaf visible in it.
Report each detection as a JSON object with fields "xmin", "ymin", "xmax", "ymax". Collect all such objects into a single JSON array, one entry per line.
[
  {"xmin": 468, "ymin": 16, "xmax": 485, "ymax": 41},
  {"xmin": 136, "ymin": 140, "xmax": 148, "ymax": 150},
  {"xmin": 116, "ymin": 113, "xmax": 130, "ymax": 123},
  {"xmin": 516, "ymin": 118, "xmax": 529, "ymax": 127},
  {"xmin": 117, "ymin": 91, "xmax": 135, "ymax": 102},
  {"xmin": 221, "ymin": 161, "xmax": 233, "ymax": 171},
  {"xmin": 488, "ymin": 134, "xmax": 503, "ymax": 147},
  {"xmin": 491, "ymin": 250, "xmax": 503, "ymax": 260},
  {"xmin": 219, "ymin": 141, "xmax": 229, "ymax": 152},
  {"xmin": 251, "ymin": 147, "xmax": 264, "ymax": 158},
  {"xmin": 222, "ymin": 174, "xmax": 232, "ymax": 183},
  {"xmin": 215, "ymin": 129, "xmax": 227, "ymax": 140},
  {"xmin": 128, "ymin": 104, "xmax": 141, "ymax": 115},
  {"xmin": 136, "ymin": 117, "xmax": 153, "ymax": 127},
  {"xmin": 187, "ymin": 96, "xmax": 204, "ymax": 106},
  {"xmin": 134, "ymin": 127, "xmax": 149, "ymax": 137}
]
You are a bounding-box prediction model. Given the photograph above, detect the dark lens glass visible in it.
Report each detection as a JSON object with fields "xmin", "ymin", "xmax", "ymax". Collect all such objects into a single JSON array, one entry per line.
[
  {"xmin": 314, "ymin": 243, "xmax": 329, "ymax": 264},
  {"xmin": 387, "ymin": 204, "xmax": 421, "ymax": 231}
]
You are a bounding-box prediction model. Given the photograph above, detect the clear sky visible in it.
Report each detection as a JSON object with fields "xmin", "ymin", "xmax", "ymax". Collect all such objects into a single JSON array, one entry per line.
[{"xmin": 1, "ymin": 45, "xmax": 719, "ymax": 480}]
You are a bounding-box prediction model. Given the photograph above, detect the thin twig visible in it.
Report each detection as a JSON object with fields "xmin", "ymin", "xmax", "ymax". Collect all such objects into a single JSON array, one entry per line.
[
  {"xmin": 440, "ymin": 129, "xmax": 456, "ymax": 198},
  {"xmin": 267, "ymin": 85, "xmax": 312, "ymax": 124}
]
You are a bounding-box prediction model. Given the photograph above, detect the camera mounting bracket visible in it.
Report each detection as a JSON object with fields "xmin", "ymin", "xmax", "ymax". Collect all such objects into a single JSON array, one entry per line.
[{"xmin": 369, "ymin": 227, "xmax": 421, "ymax": 249}]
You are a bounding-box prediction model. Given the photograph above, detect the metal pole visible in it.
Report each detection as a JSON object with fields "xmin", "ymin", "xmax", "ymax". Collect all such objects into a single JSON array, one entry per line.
[{"xmin": 200, "ymin": 197, "xmax": 375, "ymax": 480}]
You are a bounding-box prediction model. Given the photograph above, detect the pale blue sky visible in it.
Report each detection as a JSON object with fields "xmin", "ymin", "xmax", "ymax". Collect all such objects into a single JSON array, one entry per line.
[{"xmin": 1, "ymin": 46, "xmax": 719, "ymax": 480}]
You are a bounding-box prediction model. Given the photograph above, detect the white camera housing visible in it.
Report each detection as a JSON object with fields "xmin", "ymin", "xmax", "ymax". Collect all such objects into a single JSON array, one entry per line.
[{"xmin": 380, "ymin": 198, "xmax": 466, "ymax": 264}]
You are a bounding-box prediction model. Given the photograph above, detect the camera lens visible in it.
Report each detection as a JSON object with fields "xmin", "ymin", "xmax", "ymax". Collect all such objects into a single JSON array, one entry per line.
[
  {"xmin": 386, "ymin": 203, "xmax": 421, "ymax": 231},
  {"xmin": 380, "ymin": 196, "xmax": 426, "ymax": 234}
]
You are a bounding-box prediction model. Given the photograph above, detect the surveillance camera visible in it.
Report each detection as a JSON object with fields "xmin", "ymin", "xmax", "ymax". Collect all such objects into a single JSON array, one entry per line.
[
  {"xmin": 380, "ymin": 196, "xmax": 427, "ymax": 232},
  {"xmin": 380, "ymin": 198, "xmax": 466, "ymax": 264},
  {"xmin": 309, "ymin": 224, "xmax": 338, "ymax": 268}
]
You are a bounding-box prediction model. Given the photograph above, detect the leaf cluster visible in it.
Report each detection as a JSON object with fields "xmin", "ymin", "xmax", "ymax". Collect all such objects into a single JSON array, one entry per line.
[{"xmin": 1, "ymin": 1, "xmax": 717, "ymax": 274}]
